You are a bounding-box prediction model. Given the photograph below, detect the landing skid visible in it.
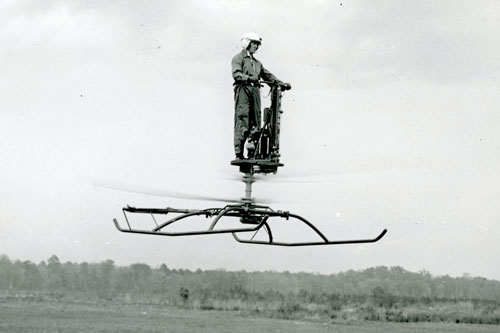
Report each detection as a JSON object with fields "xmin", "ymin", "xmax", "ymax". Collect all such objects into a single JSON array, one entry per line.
[
  {"xmin": 233, "ymin": 227, "xmax": 388, "ymax": 247},
  {"xmin": 113, "ymin": 205, "xmax": 269, "ymax": 237},
  {"xmin": 113, "ymin": 204, "xmax": 387, "ymax": 246}
]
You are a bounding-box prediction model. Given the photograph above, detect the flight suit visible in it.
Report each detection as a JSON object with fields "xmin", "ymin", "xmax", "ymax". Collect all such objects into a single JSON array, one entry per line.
[{"xmin": 231, "ymin": 49, "xmax": 281, "ymax": 156}]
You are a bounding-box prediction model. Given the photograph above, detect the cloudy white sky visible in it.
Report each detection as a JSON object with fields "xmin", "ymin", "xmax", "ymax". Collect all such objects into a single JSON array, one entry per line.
[{"xmin": 1, "ymin": 1, "xmax": 500, "ymax": 279}]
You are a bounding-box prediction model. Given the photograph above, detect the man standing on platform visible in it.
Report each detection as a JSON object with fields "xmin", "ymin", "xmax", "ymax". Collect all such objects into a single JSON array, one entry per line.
[{"xmin": 231, "ymin": 32, "xmax": 290, "ymax": 160}]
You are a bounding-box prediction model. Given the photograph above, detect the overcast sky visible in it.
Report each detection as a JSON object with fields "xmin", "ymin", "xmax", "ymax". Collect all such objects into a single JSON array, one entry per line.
[{"xmin": 1, "ymin": 1, "xmax": 500, "ymax": 280}]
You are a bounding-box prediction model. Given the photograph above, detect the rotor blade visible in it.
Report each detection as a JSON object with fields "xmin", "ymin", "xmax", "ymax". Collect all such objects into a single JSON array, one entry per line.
[{"xmin": 92, "ymin": 181, "xmax": 243, "ymax": 203}]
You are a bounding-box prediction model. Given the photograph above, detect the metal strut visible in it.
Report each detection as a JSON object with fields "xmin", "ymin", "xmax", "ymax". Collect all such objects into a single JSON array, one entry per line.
[{"xmin": 243, "ymin": 173, "xmax": 254, "ymax": 203}]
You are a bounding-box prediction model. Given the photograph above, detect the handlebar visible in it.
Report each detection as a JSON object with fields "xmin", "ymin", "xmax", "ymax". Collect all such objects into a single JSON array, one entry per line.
[
  {"xmin": 235, "ymin": 80, "xmax": 291, "ymax": 91},
  {"xmin": 259, "ymin": 80, "xmax": 292, "ymax": 91}
]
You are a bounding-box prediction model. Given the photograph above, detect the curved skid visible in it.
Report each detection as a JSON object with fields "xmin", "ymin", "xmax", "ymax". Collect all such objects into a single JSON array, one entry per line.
[
  {"xmin": 114, "ymin": 205, "xmax": 272, "ymax": 237},
  {"xmin": 232, "ymin": 228, "xmax": 387, "ymax": 246},
  {"xmin": 113, "ymin": 217, "xmax": 267, "ymax": 237},
  {"xmin": 231, "ymin": 211, "xmax": 387, "ymax": 246}
]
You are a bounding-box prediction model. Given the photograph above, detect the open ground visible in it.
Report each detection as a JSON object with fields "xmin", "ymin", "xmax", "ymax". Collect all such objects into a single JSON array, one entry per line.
[{"xmin": 1, "ymin": 299, "xmax": 499, "ymax": 333}]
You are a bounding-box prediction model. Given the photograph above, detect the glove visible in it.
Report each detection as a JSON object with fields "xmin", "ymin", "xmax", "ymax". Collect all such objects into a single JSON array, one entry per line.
[{"xmin": 281, "ymin": 82, "xmax": 292, "ymax": 90}]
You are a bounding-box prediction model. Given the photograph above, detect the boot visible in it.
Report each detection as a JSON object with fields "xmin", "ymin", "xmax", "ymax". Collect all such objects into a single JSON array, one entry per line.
[{"xmin": 235, "ymin": 151, "xmax": 244, "ymax": 160}]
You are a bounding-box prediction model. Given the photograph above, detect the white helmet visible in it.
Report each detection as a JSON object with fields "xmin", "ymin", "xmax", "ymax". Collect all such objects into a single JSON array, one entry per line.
[{"xmin": 241, "ymin": 32, "xmax": 262, "ymax": 49}]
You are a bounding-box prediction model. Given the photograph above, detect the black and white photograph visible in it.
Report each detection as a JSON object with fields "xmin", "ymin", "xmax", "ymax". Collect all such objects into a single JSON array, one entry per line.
[{"xmin": 1, "ymin": 1, "xmax": 499, "ymax": 332}]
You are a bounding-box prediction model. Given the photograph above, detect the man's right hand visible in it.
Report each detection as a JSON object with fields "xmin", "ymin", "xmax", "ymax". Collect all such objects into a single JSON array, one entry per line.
[{"xmin": 281, "ymin": 82, "xmax": 292, "ymax": 90}]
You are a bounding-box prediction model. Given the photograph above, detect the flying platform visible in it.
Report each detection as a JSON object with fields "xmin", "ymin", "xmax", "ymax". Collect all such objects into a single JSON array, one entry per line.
[{"xmin": 111, "ymin": 81, "xmax": 387, "ymax": 246}]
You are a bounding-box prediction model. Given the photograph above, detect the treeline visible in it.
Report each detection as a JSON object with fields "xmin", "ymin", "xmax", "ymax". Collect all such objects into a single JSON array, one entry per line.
[
  {"xmin": 1, "ymin": 254, "xmax": 500, "ymax": 324},
  {"xmin": 2, "ymin": 254, "xmax": 499, "ymax": 301}
]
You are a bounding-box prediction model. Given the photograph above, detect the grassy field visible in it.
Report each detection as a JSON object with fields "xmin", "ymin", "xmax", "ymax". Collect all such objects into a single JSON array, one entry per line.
[{"xmin": 1, "ymin": 299, "xmax": 499, "ymax": 333}]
